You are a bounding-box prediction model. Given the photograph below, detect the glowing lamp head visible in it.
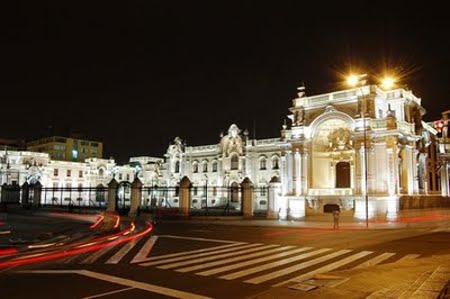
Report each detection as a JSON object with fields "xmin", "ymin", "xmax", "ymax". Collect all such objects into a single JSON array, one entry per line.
[
  {"xmin": 381, "ymin": 77, "xmax": 396, "ymax": 90},
  {"xmin": 346, "ymin": 75, "xmax": 359, "ymax": 87}
]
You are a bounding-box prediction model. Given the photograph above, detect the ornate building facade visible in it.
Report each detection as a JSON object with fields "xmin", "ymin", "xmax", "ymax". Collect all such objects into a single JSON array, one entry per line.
[{"xmin": 161, "ymin": 84, "xmax": 448, "ymax": 219}]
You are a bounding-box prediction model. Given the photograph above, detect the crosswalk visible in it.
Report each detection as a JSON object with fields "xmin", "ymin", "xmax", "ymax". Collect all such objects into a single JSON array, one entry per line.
[{"xmin": 61, "ymin": 235, "xmax": 421, "ymax": 286}]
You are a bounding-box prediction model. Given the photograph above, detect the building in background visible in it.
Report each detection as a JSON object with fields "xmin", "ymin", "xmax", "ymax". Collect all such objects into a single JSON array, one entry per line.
[{"xmin": 26, "ymin": 136, "xmax": 103, "ymax": 162}]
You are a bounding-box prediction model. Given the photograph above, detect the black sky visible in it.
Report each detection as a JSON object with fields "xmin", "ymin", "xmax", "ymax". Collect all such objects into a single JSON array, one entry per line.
[{"xmin": 1, "ymin": 1, "xmax": 449, "ymax": 163}]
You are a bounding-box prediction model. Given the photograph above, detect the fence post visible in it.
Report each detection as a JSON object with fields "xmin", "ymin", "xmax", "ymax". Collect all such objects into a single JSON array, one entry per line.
[
  {"xmin": 32, "ymin": 181, "xmax": 42, "ymax": 208},
  {"xmin": 21, "ymin": 182, "xmax": 30, "ymax": 208},
  {"xmin": 107, "ymin": 179, "xmax": 118, "ymax": 212},
  {"xmin": 268, "ymin": 177, "xmax": 282, "ymax": 219},
  {"xmin": 179, "ymin": 176, "xmax": 192, "ymax": 218},
  {"xmin": 129, "ymin": 178, "xmax": 143, "ymax": 217},
  {"xmin": 241, "ymin": 177, "xmax": 253, "ymax": 219}
]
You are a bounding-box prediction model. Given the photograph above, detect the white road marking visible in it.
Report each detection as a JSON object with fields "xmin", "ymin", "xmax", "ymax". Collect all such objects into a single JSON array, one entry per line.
[
  {"xmin": 82, "ymin": 287, "xmax": 135, "ymax": 299},
  {"xmin": 130, "ymin": 236, "xmax": 158, "ymax": 264},
  {"xmin": 352, "ymin": 252, "xmax": 396, "ymax": 269},
  {"xmin": 140, "ymin": 243, "xmax": 262, "ymax": 267},
  {"xmin": 80, "ymin": 243, "xmax": 118, "ymax": 264},
  {"xmin": 395, "ymin": 254, "xmax": 420, "ymax": 263},
  {"xmin": 158, "ymin": 244, "xmax": 279, "ymax": 270},
  {"xmin": 197, "ymin": 247, "xmax": 313, "ymax": 277},
  {"xmin": 245, "ymin": 249, "xmax": 353, "ymax": 284},
  {"xmin": 20, "ymin": 270, "xmax": 212, "ymax": 299},
  {"xmin": 106, "ymin": 237, "xmax": 143, "ymax": 264},
  {"xmin": 176, "ymin": 245, "xmax": 297, "ymax": 273},
  {"xmin": 273, "ymin": 251, "xmax": 373, "ymax": 286},
  {"xmin": 139, "ymin": 243, "xmax": 244, "ymax": 262},
  {"xmin": 158, "ymin": 235, "xmax": 243, "ymax": 244},
  {"xmin": 221, "ymin": 248, "xmax": 333, "ymax": 281}
]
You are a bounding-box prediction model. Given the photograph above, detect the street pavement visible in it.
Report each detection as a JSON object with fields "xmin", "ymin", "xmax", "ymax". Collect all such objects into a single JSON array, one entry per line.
[{"xmin": 0, "ymin": 209, "xmax": 449, "ymax": 298}]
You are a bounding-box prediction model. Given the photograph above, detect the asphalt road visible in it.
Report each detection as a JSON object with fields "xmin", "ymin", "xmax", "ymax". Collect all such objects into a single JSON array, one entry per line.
[{"xmin": 1, "ymin": 219, "xmax": 449, "ymax": 299}]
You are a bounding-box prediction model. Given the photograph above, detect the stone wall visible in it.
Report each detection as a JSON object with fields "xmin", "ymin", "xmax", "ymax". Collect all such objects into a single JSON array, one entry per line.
[{"xmin": 399, "ymin": 195, "xmax": 450, "ymax": 210}]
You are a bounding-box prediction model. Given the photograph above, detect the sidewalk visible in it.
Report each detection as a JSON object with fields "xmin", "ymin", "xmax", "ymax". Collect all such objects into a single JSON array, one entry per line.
[
  {"xmin": 253, "ymin": 254, "xmax": 450, "ymax": 299},
  {"xmin": 159, "ymin": 208, "xmax": 450, "ymax": 230}
]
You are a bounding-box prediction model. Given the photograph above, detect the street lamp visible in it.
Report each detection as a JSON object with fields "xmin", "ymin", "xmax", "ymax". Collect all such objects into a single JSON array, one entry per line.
[
  {"xmin": 346, "ymin": 74, "xmax": 369, "ymax": 228},
  {"xmin": 346, "ymin": 73, "xmax": 398, "ymax": 228}
]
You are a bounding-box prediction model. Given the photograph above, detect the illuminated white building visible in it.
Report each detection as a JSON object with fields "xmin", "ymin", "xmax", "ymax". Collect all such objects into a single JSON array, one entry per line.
[
  {"xmin": 0, "ymin": 149, "xmax": 162, "ymax": 206},
  {"xmin": 163, "ymin": 85, "xmax": 445, "ymax": 219}
]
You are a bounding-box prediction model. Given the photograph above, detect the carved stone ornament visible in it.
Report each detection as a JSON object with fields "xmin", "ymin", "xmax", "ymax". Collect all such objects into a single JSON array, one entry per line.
[{"xmin": 220, "ymin": 124, "xmax": 244, "ymax": 157}]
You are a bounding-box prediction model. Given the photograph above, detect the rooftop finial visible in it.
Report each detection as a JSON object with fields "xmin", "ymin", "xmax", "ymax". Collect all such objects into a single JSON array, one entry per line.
[{"xmin": 297, "ymin": 82, "xmax": 306, "ymax": 98}]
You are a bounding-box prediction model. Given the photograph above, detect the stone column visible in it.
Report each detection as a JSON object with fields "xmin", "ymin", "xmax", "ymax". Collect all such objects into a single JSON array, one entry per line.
[
  {"xmin": 294, "ymin": 149, "xmax": 301, "ymax": 196},
  {"xmin": 129, "ymin": 178, "xmax": 143, "ymax": 217},
  {"xmin": 267, "ymin": 178, "xmax": 282, "ymax": 219},
  {"xmin": 441, "ymin": 162, "xmax": 449, "ymax": 197},
  {"xmin": 241, "ymin": 177, "xmax": 254, "ymax": 219},
  {"xmin": 107, "ymin": 179, "xmax": 118, "ymax": 212},
  {"xmin": 405, "ymin": 145, "xmax": 414, "ymax": 195},
  {"xmin": 301, "ymin": 150, "xmax": 309, "ymax": 196},
  {"xmin": 21, "ymin": 182, "xmax": 29, "ymax": 207},
  {"xmin": 286, "ymin": 150, "xmax": 293, "ymax": 194},
  {"xmin": 179, "ymin": 176, "xmax": 192, "ymax": 217},
  {"xmin": 32, "ymin": 181, "xmax": 42, "ymax": 208}
]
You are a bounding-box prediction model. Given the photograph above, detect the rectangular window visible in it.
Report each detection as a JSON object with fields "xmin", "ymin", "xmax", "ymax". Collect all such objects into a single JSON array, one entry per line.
[
  {"xmin": 260, "ymin": 188, "xmax": 267, "ymax": 196},
  {"xmin": 66, "ymin": 183, "xmax": 72, "ymax": 188},
  {"xmin": 53, "ymin": 182, "xmax": 58, "ymax": 188},
  {"xmin": 54, "ymin": 169, "xmax": 59, "ymax": 176},
  {"xmin": 79, "ymin": 170, "xmax": 83, "ymax": 178},
  {"xmin": 119, "ymin": 173, "xmax": 123, "ymax": 180},
  {"xmin": 91, "ymin": 142, "xmax": 99, "ymax": 147},
  {"xmin": 126, "ymin": 174, "xmax": 130, "ymax": 181},
  {"xmin": 193, "ymin": 187, "xmax": 198, "ymax": 195},
  {"xmin": 67, "ymin": 169, "xmax": 71, "ymax": 177}
]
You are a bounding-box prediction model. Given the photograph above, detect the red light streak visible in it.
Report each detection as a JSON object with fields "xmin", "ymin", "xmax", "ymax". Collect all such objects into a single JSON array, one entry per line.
[
  {"xmin": 0, "ymin": 222, "xmax": 153, "ymax": 269},
  {"xmin": 89, "ymin": 215, "xmax": 104, "ymax": 229},
  {"xmin": 0, "ymin": 248, "xmax": 17, "ymax": 256},
  {"xmin": 113, "ymin": 215, "xmax": 120, "ymax": 229}
]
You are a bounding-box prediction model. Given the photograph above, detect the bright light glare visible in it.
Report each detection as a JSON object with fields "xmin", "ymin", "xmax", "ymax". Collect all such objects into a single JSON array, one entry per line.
[
  {"xmin": 381, "ymin": 77, "xmax": 395, "ymax": 89},
  {"xmin": 346, "ymin": 75, "xmax": 359, "ymax": 86}
]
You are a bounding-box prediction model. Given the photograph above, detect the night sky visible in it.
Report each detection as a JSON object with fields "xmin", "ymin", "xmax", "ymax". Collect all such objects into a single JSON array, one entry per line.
[{"xmin": 1, "ymin": 1, "xmax": 449, "ymax": 163}]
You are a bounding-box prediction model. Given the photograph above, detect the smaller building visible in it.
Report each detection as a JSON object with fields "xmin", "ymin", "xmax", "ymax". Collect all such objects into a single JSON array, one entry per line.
[{"xmin": 26, "ymin": 136, "xmax": 103, "ymax": 162}]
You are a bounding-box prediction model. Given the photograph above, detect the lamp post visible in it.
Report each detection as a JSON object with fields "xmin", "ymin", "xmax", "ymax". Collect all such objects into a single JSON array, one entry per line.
[
  {"xmin": 347, "ymin": 74, "xmax": 370, "ymax": 228},
  {"xmin": 347, "ymin": 73, "xmax": 397, "ymax": 228}
]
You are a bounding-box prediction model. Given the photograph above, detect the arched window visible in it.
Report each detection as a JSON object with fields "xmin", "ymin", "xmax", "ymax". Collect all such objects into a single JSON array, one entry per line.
[
  {"xmin": 203, "ymin": 161, "xmax": 208, "ymax": 172},
  {"xmin": 272, "ymin": 157, "xmax": 279, "ymax": 169},
  {"xmin": 174, "ymin": 161, "xmax": 180, "ymax": 173},
  {"xmin": 260, "ymin": 158, "xmax": 267, "ymax": 170},
  {"xmin": 212, "ymin": 161, "xmax": 218, "ymax": 172},
  {"xmin": 193, "ymin": 162, "xmax": 198, "ymax": 173},
  {"xmin": 231, "ymin": 155, "xmax": 239, "ymax": 170}
]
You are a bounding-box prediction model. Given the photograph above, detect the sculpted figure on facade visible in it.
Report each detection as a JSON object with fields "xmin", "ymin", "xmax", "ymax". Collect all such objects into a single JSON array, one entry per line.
[
  {"xmin": 328, "ymin": 128, "xmax": 353, "ymax": 151},
  {"xmin": 168, "ymin": 137, "xmax": 184, "ymax": 157},
  {"xmin": 221, "ymin": 124, "xmax": 244, "ymax": 157}
]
